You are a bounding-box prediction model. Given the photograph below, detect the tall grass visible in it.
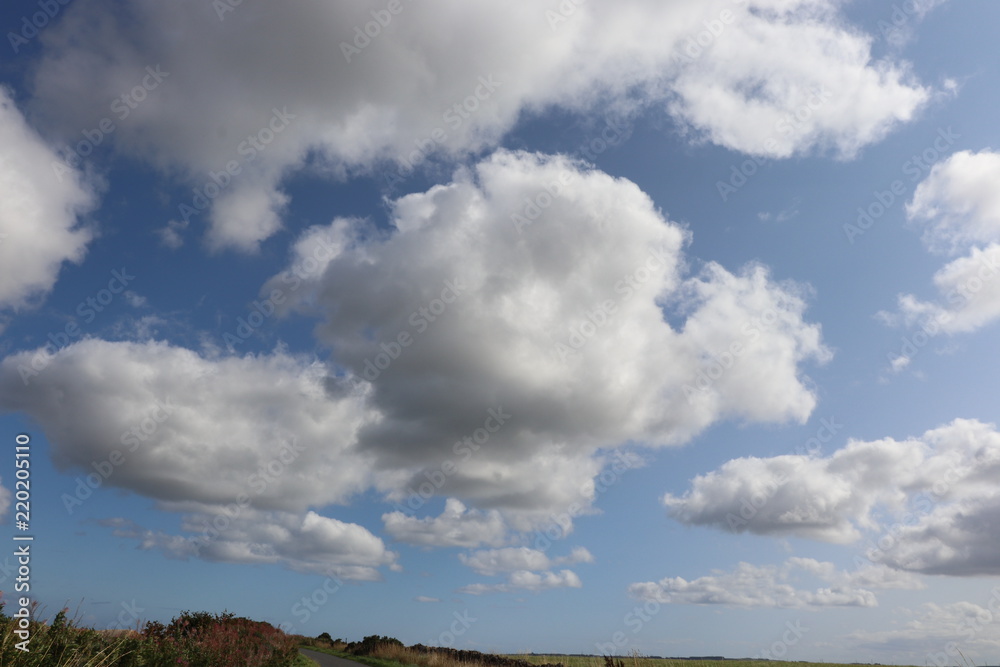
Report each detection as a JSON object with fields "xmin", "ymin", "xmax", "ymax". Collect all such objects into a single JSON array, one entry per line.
[{"xmin": 0, "ymin": 602, "xmax": 298, "ymax": 666}]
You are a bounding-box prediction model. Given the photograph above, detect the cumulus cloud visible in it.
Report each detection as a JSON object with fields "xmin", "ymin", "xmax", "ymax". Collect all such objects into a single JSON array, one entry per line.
[
  {"xmin": 885, "ymin": 151, "xmax": 1000, "ymax": 341},
  {"xmin": 28, "ymin": 0, "xmax": 930, "ymax": 250},
  {"xmin": 628, "ymin": 558, "xmax": 921, "ymax": 608},
  {"xmin": 0, "ymin": 339, "xmax": 401, "ymax": 580},
  {"xmin": 459, "ymin": 546, "xmax": 593, "ymax": 576},
  {"xmin": 664, "ymin": 418, "xmax": 1000, "ymax": 576},
  {"xmin": 0, "ymin": 339, "xmax": 375, "ymax": 511},
  {"xmin": 0, "ymin": 86, "xmax": 95, "ymax": 310},
  {"xmin": 846, "ymin": 595, "xmax": 1000, "ymax": 660},
  {"xmin": 270, "ymin": 150, "xmax": 829, "ymax": 527},
  {"xmin": 459, "ymin": 569, "xmax": 583, "ymax": 596},
  {"xmin": 0, "ymin": 154, "xmax": 830, "ymax": 575},
  {"xmin": 382, "ymin": 499, "xmax": 508, "ymax": 549},
  {"xmin": 102, "ymin": 510, "xmax": 398, "ymax": 581},
  {"xmin": 908, "ymin": 150, "xmax": 1000, "ymax": 252}
]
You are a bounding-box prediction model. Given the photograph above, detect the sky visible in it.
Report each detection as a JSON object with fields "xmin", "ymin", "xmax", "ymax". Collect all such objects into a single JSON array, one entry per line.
[{"xmin": 1, "ymin": 0, "xmax": 1000, "ymax": 663}]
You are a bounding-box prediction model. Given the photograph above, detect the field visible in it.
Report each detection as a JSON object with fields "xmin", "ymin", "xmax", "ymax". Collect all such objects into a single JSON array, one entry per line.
[{"xmin": 509, "ymin": 657, "xmax": 902, "ymax": 667}]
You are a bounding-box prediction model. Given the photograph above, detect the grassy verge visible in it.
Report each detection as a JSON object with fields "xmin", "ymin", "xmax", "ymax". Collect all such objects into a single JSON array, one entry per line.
[
  {"xmin": 299, "ymin": 644, "xmax": 414, "ymax": 667},
  {"xmin": 295, "ymin": 651, "xmax": 320, "ymax": 666}
]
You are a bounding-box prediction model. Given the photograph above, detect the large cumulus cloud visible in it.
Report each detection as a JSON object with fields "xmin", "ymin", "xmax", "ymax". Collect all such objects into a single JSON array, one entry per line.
[
  {"xmin": 27, "ymin": 0, "xmax": 932, "ymax": 250},
  {"xmin": 0, "ymin": 152, "xmax": 831, "ymax": 575}
]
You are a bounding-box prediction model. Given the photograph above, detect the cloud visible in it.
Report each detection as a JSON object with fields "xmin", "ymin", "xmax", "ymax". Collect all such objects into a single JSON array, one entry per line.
[
  {"xmin": 846, "ymin": 595, "xmax": 1000, "ymax": 660},
  {"xmin": 628, "ymin": 558, "xmax": 921, "ymax": 608},
  {"xmin": 28, "ymin": 0, "xmax": 930, "ymax": 250},
  {"xmin": 269, "ymin": 150, "xmax": 829, "ymax": 527},
  {"xmin": 458, "ymin": 569, "xmax": 583, "ymax": 595},
  {"xmin": 0, "ymin": 151, "xmax": 829, "ymax": 576},
  {"xmin": 0, "ymin": 339, "xmax": 375, "ymax": 512},
  {"xmin": 382, "ymin": 499, "xmax": 508, "ymax": 549},
  {"xmin": 101, "ymin": 510, "xmax": 397, "ymax": 581},
  {"xmin": 908, "ymin": 150, "xmax": 1000, "ymax": 252},
  {"xmin": 664, "ymin": 418, "xmax": 1000, "ymax": 576},
  {"xmin": 0, "ymin": 339, "xmax": 402, "ymax": 580},
  {"xmin": 0, "ymin": 86, "xmax": 96, "ymax": 310},
  {"xmin": 415, "ymin": 596, "xmax": 441, "ymax": 603},
  {"xmin": 459, "ymin": 546, "xmax": 593, "ymax": 576},
  {"xmin": 886, "ymin": 151, "xmax": 1000, "ymax": 339},
  {"xmin": 456, "ymin": 546, "xmax": 592, "ymax": 595}
]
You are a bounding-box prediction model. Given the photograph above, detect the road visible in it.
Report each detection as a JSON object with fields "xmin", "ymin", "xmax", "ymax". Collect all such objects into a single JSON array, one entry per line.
[{"xmin": 299, "ymin": 648, "xmax": 369, "ymax": 667}]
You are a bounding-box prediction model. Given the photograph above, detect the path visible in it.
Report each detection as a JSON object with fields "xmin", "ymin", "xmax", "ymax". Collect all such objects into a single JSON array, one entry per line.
[{"xmin": 299, "ymin": 648, "xmax": 369, "ymax": 667}]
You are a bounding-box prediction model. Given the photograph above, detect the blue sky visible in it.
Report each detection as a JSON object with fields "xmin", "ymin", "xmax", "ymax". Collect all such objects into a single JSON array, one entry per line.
[{"xmin": 2, "ymin": 0, "xmax": 1000, "ymax": 663}]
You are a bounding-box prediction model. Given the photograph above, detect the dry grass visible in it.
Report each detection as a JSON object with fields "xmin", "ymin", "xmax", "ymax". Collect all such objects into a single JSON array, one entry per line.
[{"xmin": 372, "ymin": 642, "xmax": 493, "ymax": 667}]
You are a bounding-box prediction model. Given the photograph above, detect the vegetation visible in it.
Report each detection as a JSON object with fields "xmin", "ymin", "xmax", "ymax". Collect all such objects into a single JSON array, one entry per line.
[
  {"xmin": 0, "ymin": 601, "xmax": 297, "ymax": 666},
  {"xmin": 1, "ymin": 604, "xmax": 934, "ymax": 667}
]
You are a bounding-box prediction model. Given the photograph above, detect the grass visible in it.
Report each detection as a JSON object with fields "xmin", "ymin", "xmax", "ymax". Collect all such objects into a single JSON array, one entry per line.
[
  {"xmin": 295, "ymin": 652, "xmax": 320, "ymax": 666},
  {"xmin": 0, "ymin": 603, "xmax": 299, "ymax": 666},
  {"xmin": 508, "ymin": 658, "xmax": 909, "ymax": 667}
]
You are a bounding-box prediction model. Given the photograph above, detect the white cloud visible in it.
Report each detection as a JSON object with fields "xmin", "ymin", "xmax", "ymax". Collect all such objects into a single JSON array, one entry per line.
[
  {"xmin": 846, "ymin": 596, "xmax": 1000, "ymax": 661},
  {"xmin": 459, "ymin": 569, "xmax": 583, "ymax": 595},
  {"xmin": 269, "ymin": 151, "xmax": 829, "ymax": 525},
  {"xmin": 102, "ymin": 510, "xmax": 397, "ymax": 581},
  {"xmin": 0, "ymin": 86, "xmax": 95, "ymax": 310},
  {"xmin": 415, "ymin": 596, "xmax": 441, "ymax": 603},
  {"xmin": 0, "ymin": 150, "xmax": 831, "ymax": 573},
  {"xmin": 628, "ymin": 558, "xmax": 921, "ymax": 608},
  {"xmin": 382, "ymin": 499, "xmax": 508, "ymax": 549},
  {"xmin": 459, "ymin": 546, "xmax": 593, "ymax": 576},
  {"xmin": 908, "ymin": 150, "xmax": 1000, "ymax": 252},
  {"xmin": 28, "ymin": 0, "xmax": 930, "ymax": 250},
  {"xmin": 888, "ymin": 151, "xmax": 1000, "ymax": 339},
  {"xmin": 0, "ymin": 339, "xmax": 375, "ymax": 512},
  {"xmin": 0, "ymin": 339, "xmax": 402, "ymax": 579},
  {"xmin": 664, "ymin": 418, "xmax": 1000, "ymax": 576}
]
